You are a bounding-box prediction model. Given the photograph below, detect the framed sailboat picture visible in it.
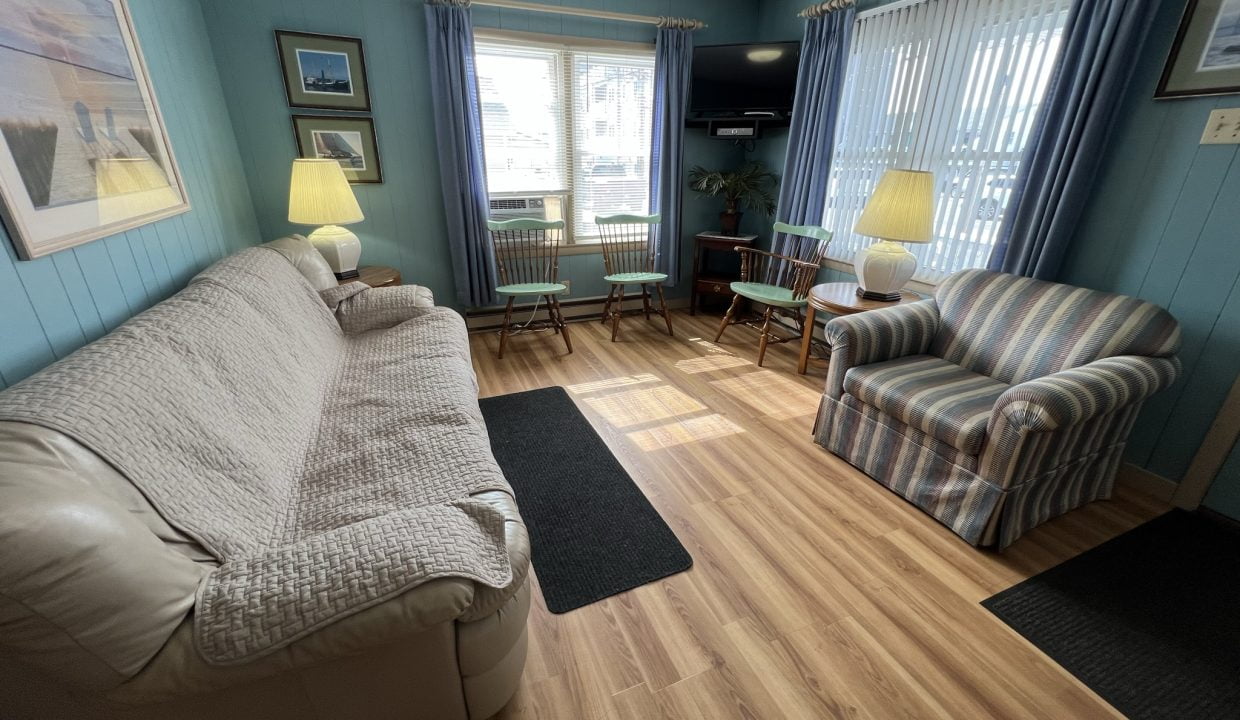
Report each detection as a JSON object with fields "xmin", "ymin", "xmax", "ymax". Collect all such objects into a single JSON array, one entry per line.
[
  {"xmin": 1157, "ymin": 0, "xmax": 1240, "ymax": 98},
  {"xmin": 275, "ymin": 30, "xmax": 372, "ymax": 112},
  {"xmin": 291, "ymin": 115, "xmax": 383, "ymax": 184},
  {"xmin": 0, "ymin": 0, "xmax": 189, "ymax": 260}
]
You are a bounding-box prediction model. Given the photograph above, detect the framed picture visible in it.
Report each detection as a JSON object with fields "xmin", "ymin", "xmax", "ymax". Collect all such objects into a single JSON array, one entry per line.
[
  {"xmin": 1157, "ymin": 0, "xmax": 1240, "ymax": 98},
  {"xmin": 275, "ymin": 30, "xmax": 372, "ymax": 112},
  {"xmin": 292, "ymin": 115, "xmax": 383, "ymax": 184},
  {"xmin": 0, "ymin": 0, "xmax": 189, "ymax": 260}
]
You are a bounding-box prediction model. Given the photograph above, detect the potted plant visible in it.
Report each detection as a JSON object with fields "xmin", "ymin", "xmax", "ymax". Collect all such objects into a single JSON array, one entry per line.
[{"xmin": 687, "ymin": 162, "xmax": 778, "ymax": 236}]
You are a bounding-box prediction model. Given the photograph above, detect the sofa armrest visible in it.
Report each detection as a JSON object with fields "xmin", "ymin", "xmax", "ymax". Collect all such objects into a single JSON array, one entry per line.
[
  {"xmin": 989, "ymin": 355, "xmax": 1180, "ymax": 433},
  {"xmin": 823, "ymin": 299, "xmax": 940, "ymax": 399},
  {"xmin": 320, "ymin": 283, "xmax": 436, "ymax": 334},
  {"xmin": 109, "ymin": 491, "xmax": 530, "ymax": 704}
]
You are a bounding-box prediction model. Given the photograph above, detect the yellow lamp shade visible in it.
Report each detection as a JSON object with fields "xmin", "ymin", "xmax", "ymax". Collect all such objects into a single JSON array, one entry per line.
[
  {"xmin": 288, "ymin": 159, "xmax": 363, "ymax": 226},
  {"xmin": 854, "ymin": 169, "xmax": 935, "ymax": 244},
  {"xmin": 95, "ymin": 158, "xmax": 179, "ymax": 223}
]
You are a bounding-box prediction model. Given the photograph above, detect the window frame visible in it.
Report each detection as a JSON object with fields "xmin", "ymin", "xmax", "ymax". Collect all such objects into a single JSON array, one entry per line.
[{"xmin": 473, "ymin": 29, "xmax": 656, "ymax": 248}]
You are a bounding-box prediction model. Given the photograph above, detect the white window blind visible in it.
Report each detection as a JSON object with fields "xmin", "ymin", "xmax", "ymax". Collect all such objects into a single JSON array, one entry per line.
[
  {"xmin": 825, "ymin": 0, "xmax": 1071, "ymax": 283},
  {"xmin": 475, "ymin": 36, "xmax": 655, "ymax": 243}
]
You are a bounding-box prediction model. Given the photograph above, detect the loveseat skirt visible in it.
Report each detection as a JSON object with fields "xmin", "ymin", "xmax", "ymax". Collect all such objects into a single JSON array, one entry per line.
[{"xmin": 814, "ymin": 393, "xmax": 1123, "ymax": 548}]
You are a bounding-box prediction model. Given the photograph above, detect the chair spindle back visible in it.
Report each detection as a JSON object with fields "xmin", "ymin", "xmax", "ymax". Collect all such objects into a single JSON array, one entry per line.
[
  {"xmin": 486, "ymin": 218, "xmax": 565, "ymax": 287},
  {"xmin": 763, "ymin": 222, "xmax": 832, "ymax": 299},
  {"xmin": 595, "ymin": 213, "xmax": 661, "ymax": 276}
]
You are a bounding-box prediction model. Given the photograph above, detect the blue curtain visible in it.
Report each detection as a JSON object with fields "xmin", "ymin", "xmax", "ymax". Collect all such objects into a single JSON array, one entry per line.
[
  {"xmin": 772, "ymin": 4, "xmax": 855, "ymax": 257},
  {"xmin": 988, "ymin": 0, "xmax": 1158, "ymax": 280},
  {"xmin": 424, "ymin": 1, "xmax": 497, "ymax": 307},
  {"xmin": 649, "ymin": 27, "xmax": 694, "ymax": 286}
]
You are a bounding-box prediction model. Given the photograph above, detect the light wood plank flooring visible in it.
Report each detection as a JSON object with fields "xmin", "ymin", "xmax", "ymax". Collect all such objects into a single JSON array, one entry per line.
[{"xmin": 471, "ymin": 309, "xmax": 1165, "ymax": 720}]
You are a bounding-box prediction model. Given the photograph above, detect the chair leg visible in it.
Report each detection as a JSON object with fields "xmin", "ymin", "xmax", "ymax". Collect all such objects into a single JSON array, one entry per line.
[
  {"xmin": 611, "ymin": 285, "xmax": 625, "ymax": 342},
  {"xmin": 601, "ymin": 285, "xmax": 616, "ymax": 325},
  {"xmin": 498, "ymin": 296, "xmax": 515, "ymax": 360},
  {"xmin": 655, "ymin": 283, "xmax": 673, "ymax": 337},
  {"xmin": 641, "ymin": 284, "xmax": 652, "ymax": 320},
  {"xmin": 550, "ymin": 295, "xmax": 572, "ymax": 354},
  {"xmin": 756, "ymin": 306, "xmax": 775, "ymax": 367},
  {"xmin": 715, "ymin": 293, "xmax": 742, "ymax": 342}
]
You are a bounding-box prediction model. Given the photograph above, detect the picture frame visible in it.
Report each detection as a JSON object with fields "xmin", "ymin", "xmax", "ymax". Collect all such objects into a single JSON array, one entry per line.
[
  {"xmin": 291, "ymin": 115, "xmax": 383, "ymax": 184},
  {"xmin": 1156, "ymin": 0, "xmax": 1240, "ymax": 99},
  {"xmin": 275, "ymin": 30, "xmax": 372, "ymax": 112},
  {"xmin": 0, "ymin": 0, "xmax": 190, "ymax": 260}
]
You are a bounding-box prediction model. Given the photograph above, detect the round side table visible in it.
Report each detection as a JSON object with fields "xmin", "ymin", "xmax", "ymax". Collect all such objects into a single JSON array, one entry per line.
[{"xmin": 797, "ymin": 282, "xmax": 922, "ymax": 374}]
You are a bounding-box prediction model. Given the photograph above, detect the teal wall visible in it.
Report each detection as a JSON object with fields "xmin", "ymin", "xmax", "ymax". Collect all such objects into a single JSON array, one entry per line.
[
  {"xmin": 1205, "ymin": 440, "xmax": 1240, "ymax": 519},
  {"xmin": 0, "ymin": 0, "xmax": 260, "ymax": 390},
  {"xmin": 1064, "ymin": 0, "xmax": 1240, "ymax": 511},
  {"xmin": 201, "ymin": 0, "xmax": 761, "ymax": 306}
]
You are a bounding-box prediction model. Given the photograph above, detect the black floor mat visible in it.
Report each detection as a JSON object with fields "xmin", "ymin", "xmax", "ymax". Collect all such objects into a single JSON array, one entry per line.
[
  {"xmin": 983, "ymin": 509, "xmax": 1240, "ymax": 719},
  {"xmin": 479, "ymin": 386, "xmax": 692, "ymax": 613}
]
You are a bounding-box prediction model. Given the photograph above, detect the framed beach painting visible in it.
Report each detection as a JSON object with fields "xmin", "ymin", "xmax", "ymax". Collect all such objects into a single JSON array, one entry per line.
[
  {"xmin": 0, "ymin": 0, "xmax": 189, "ymax": 260},
  {"xmin": 1157, "ymin": 0, "xmax": 1240, "ymax": 98},
  {"xmin": 275, "ymin": 30, "xmax": 372, "ymax": 112},
  {"xmin": 291, "ymin": 115, "xmax": 383, "ymax": 184}
]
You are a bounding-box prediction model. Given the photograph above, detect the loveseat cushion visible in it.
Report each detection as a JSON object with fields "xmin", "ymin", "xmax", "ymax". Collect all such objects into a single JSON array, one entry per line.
[
  {"xmin": 931, "ymin": 269, "xmax": 1181, "ymax": 385},
  {"xmin": 844, "ymin": 355, "xmax": 1008, "ymax": 455}
]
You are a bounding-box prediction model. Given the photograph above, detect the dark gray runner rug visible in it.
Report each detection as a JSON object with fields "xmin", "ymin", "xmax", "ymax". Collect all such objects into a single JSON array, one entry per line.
[
  {"xmin": 982, "ymin": 509, "xmax": 1240, "ymax": 719},
  {"xmin": 479, "ymin": 386, "xmax": 692, "ymax": 613}
]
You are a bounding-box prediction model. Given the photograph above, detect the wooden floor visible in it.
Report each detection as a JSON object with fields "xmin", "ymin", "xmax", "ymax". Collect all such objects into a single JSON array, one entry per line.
[{"xmin": 471, "ymin": 309, "xmax": 1165, "ymax": 720}]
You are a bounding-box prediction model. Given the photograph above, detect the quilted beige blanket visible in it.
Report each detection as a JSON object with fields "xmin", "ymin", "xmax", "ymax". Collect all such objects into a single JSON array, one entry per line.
[{"xmin": 0, "ymin": 249, "xmax": 513, "ymax": 665}]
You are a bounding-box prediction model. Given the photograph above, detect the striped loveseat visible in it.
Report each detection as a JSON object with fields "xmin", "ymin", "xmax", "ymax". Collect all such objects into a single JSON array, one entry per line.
[{"xmin": 813, "ymin": 269, "xmax": 1181, "ymax": 549}]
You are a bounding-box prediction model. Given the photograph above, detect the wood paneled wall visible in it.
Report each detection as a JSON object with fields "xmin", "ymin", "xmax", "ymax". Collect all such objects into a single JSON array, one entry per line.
[{"xmin": 0, "ymin": 0, "xmax": 260, "ymax": 389}]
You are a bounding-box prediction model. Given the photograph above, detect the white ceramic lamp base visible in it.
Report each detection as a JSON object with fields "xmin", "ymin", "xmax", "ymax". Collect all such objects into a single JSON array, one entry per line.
[
  {"xmin": 854, "ymin": 239, "xmax": 917, "ymax": 301},
  {"xmin": 308, "ymin": 225, "xmax": 361, "ymax": 280}
]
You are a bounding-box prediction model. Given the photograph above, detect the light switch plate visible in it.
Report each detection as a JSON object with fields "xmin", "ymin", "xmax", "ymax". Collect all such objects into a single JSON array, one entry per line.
[{"xmin": 1201, "ymin": 108, "xmax": 1240, "ymax": 145}]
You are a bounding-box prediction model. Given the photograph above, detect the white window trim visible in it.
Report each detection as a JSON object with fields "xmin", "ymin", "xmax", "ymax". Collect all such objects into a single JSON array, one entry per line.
[{"xmin": 474, "ymin": 29, "xmax": 655, "ymax": 246}]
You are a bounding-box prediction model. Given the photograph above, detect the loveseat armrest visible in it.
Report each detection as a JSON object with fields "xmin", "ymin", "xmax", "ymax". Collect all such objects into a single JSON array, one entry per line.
[
  {"xmin": 320, "ymin": 283, "xmax": 436, "ymax": 334},
  {"xmin": 823, "ymin": 298, "xmax": 940, "ymax": 399},
  {"xmin": 989, "ymin": 355, "xmax": 1180, "ymax": 433}
]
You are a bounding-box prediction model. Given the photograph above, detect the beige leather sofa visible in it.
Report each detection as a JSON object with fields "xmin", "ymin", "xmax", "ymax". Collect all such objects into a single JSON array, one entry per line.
[{"xmin": 0, "ymin": 237, "xmax": 530, "ymax": 720}]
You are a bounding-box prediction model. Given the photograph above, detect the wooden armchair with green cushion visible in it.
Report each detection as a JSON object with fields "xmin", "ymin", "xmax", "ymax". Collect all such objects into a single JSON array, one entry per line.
[
  {"xmin": 486, "ymin": 218, "xmax": 572, "ymax": 359},
  {"xmin": 714, "ymin": 222, "xmax": 832, "ymax": 366},
  {"xmin": 596, "ymin": 213, "xmax": 674, "ymax": 341}
]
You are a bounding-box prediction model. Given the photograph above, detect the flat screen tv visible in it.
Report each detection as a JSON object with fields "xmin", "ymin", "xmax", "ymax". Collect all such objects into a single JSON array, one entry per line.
[{"xmin": 690, "ymin": 42, "xmax": 801, "ymax": 117}]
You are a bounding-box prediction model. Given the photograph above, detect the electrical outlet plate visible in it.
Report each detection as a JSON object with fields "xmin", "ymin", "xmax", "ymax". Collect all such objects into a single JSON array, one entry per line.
[
  {"xmin": 561, "ymin": 279, "xmax": 571, "ymax": 295},
  {"xmin": 1201, "ymin": 108, "xmax": 1240, "ymax": 145}
]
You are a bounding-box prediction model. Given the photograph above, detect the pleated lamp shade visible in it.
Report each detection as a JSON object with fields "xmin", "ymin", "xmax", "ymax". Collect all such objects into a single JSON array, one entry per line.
[
  {"xmin": 854, "ymin": 169, "xmax": 934, "ymax": 244},
  {"xmin": 288, "ymin": 159, "xmax": 363, "ymax": 226}
]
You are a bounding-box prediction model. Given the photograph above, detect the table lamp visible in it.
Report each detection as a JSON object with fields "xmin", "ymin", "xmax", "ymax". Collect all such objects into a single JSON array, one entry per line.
[
  {"xmin": 852, "ymin": 169, "xmax": 934, "ymax": 301},
  {"xmin": 288, "ymin": 159, "xmax": 365, "ymax": 279}
]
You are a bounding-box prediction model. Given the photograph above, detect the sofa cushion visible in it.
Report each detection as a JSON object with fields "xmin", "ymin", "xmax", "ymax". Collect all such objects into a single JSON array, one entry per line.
[
  {"xmin": 931, "ymin": 269, "xmax": 1181, "ymax": 385},
  {"xmin": 844, "ymin": 355, "xmax": 1009, "ymax": 455}
]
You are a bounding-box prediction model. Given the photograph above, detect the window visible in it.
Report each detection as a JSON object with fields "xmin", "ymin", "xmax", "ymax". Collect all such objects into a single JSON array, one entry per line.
[
  {"xmin": 824, "ymin": 0, "xmax": 1071, "ymax": 282},
  {"xmin": 475, "ymin": 35, "xmax": 655, "ymax": 243}
]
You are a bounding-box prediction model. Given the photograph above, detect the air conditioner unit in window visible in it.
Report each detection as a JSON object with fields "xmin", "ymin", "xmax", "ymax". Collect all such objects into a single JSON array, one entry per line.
[{"xmin": 487, "ymin": 195, "xmax": 565, "ymax": 223}]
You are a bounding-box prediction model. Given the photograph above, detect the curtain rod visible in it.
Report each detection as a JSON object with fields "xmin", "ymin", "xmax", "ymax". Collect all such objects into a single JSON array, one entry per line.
[{"xmin": 468, "ymin": 0, "xmax": 706, "ymax": 28}]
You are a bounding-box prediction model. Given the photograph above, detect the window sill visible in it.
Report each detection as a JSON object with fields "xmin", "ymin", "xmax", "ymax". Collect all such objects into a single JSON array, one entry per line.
[{"xmin": 559, "ymin": 243, "xmax": 605, "ymax": 256}]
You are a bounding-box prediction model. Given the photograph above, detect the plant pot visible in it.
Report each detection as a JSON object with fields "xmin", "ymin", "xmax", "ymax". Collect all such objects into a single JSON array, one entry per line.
[{"xmin": 719, "ymin": 211, "xmax": 743, "ymax": 236}]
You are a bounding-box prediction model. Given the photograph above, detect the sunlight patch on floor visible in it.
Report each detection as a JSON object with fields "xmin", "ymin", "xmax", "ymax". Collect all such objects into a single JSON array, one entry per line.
[
  {"xmin": 565, "ymin": 373, "xmax": 661, "ymax": 395},
  {"xmin": 582, "ymin": 385, "xmax": 707, "ymax": 428},
  {"xmin": 627, "ymin": 413, "xmax": 745, "ymax": 451},
  {"xmin": 687, "ymin": 337, "xmax": 735, "ymax": 355},
  {"xmin": 674, "ymin": 354, "xmax": 753, "ymax": 374},
  {"xmin": 709, "ymin": 370, "xmax": 821, "ymax": 420}
]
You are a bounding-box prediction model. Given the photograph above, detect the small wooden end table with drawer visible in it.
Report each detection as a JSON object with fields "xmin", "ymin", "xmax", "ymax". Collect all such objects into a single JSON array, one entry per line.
[
  {"xmin": 340, "ymin": 265, "xmax": 402, "ymax": 288},
  {"xmin": 690, "ymin": 232, "xmax": 757, "ymax": 315},
  {"xmin": 797, "ymin": 282, "xmax": 922, "ymax": 374}
]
